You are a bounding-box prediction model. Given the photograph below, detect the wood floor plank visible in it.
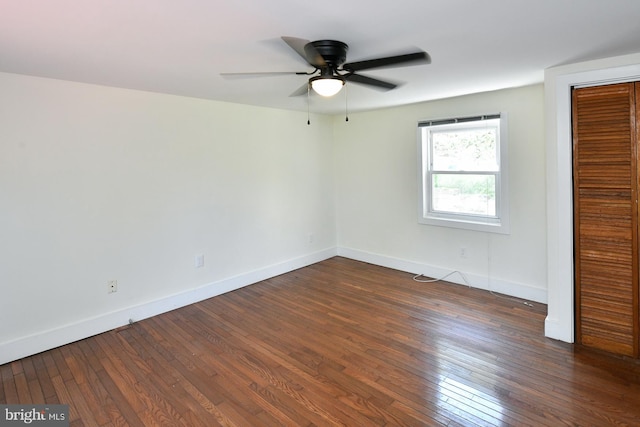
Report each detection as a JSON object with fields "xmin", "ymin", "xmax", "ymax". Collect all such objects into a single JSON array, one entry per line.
[
  {"xmin": 98, "ymin": 332, "xmax": 192, "ymax": 427},
  {"xmin": 21, "ymin": 357, "xmax": 45, "ymax": 403},
  {"xmin": 3, "ymin": 257, "xmax": 640, "ymax": 426},
  {"xmin": 0, "ymin": 365, "xmax": 5, "ymax": 403},
  {"xmin": 1, "ymin": 363, "xmax": 19, "ymax": 403},
  {"xmin": 51, "ymin": 375, "xmax": 81, "ymax": 424},
  {"xmin": 12, "ymin": 369, "xmax": 31, "ymax": 403},
  {"xmin": 34, "ymin": 353, "xmax": 60, "ymax": 404}
]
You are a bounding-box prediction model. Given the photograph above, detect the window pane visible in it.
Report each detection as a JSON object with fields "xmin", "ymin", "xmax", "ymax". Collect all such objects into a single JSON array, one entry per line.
[
  {"xmin": 432, "ymin": 174, "xmax": 496, "ymax": 216},
  {"xmin": 432, "ymin": 127, "xmax": 498, "ymax": 171}
]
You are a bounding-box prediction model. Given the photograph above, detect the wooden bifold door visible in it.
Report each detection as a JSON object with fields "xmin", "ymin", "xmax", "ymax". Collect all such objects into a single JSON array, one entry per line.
[{"xmin": 573, "ymin": 82, "xmax": 640, "ymax": 357}]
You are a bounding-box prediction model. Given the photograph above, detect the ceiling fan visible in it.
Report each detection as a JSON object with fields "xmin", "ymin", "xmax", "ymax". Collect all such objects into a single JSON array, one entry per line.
[{"xmin": 222, "ymin": 36, "xmax": 431, "ymax": 98}]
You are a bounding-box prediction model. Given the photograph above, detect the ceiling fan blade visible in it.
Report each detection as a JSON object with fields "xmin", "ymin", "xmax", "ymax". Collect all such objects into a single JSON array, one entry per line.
[
  {"xmin": 281, "ymin": 36, "xmax": 326, "ymax": 68},
  {"xmin": 220, "ymin": 71, "xmax": 307, "ymax": 79},
  {"xmin": 343, "ymin": 51, "xmax": 430, "ymax": 72},
  {"xmin": 289, "ymin": 81, "xmax": 311, "ymax": 97},
  {"xmin": 345, "ymin": 73, "xmax": 398, "ymax": 90}
]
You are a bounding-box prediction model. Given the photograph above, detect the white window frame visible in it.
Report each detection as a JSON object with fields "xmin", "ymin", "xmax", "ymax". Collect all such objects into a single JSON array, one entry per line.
[{"xmin": 417, "ymin": 113, "xmax": 510, "ymax": 234}]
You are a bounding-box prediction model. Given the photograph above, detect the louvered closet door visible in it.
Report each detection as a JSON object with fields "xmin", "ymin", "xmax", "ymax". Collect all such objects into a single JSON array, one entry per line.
[{"xmin": 573, "ymin": 82, "xmax": 639, "ymax": 357}]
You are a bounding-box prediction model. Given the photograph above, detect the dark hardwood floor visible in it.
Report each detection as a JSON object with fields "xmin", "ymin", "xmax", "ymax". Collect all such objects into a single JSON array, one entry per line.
[{"xmin": 3, "ymin": 257, "xmax": 640, "ymax": 426}]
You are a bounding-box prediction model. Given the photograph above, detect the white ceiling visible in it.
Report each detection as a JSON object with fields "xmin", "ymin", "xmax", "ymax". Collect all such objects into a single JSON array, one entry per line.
[{"xmin": 1, "ymin": 1, "xmax": 639, "ymax": 114}]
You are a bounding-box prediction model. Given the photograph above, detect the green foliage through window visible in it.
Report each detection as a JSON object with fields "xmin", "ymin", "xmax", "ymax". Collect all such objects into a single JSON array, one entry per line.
[{"xmin": 418, "ymin": 114, "xmax": 508, "ymax": 232}]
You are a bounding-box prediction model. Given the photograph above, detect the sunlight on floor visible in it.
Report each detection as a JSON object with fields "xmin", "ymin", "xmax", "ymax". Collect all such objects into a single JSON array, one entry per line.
[{"xmin": 438, "ymin": 376, "xmax": 505, "ymax": 424}]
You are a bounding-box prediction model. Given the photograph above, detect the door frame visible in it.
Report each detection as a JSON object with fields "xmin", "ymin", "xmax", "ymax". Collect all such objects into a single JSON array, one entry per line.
[{"xmin": 545, "ymin": 57, "xmax": 640, "ymax": 343}]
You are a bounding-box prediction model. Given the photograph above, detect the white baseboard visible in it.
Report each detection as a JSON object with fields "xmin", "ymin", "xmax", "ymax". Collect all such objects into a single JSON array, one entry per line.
[
  {"xmin": 544, "ymin": 315, "xmax": 574, "ymax": 343},
  {"xmin": 1, "ymin": 246, "xmax": 550, "ymax": 365},
  {"xmin": 0, "ymin": 248, "xmax": 338, "ymax": 365},
  {"xmin": 337, "ymin": 247, "xmax": 548, "ymax": 304}
]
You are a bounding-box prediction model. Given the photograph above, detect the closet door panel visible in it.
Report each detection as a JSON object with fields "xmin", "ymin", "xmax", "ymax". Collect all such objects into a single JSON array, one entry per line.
[{"xmin": 573, "ymin": 83, "xmax": 638, "ymax": 357}]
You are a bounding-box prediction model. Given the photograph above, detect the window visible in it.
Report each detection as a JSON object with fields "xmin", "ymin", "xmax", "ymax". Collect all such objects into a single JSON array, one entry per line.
[{"xmin": 418, "ymin": 113, "xmax": 509, "ymax": 233}]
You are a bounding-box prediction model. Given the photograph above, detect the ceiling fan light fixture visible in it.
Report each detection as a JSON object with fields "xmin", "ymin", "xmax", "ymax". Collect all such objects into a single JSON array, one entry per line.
[{"xmin": 310, "ymin": 77, "xmax": 344, "ymax": 97}]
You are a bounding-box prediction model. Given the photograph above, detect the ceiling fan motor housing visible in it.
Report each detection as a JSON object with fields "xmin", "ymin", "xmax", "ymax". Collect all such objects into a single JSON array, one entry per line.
[{"xmin": 305, "ymin": 40, "xmax": 348, "ymax": 68}]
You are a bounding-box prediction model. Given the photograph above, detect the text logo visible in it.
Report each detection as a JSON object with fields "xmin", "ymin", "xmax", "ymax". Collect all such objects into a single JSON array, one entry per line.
[{"xmin": 0, "ymin": 405, "xmax": 68, "ymax": 426}]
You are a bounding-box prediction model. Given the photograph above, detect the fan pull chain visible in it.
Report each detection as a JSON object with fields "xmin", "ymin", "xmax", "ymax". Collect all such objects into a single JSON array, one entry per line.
[
  {"xmin": 307, "ymin": 83, "xmax": 311, "ymax": 125},
  {"xmin": 345, "ymin": 83, "xmax": 349, "ymax": 122}
]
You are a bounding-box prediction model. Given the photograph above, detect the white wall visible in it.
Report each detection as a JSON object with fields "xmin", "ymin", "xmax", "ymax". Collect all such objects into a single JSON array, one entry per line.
[
  {"xmin": 0, "ymin": 72, "xmax": 585, "ymax": 365},
  {"xmin": 334, "ymin": 85, "xmax": 547, "ymax": 303},
  {"xmin": 544, "ymin": 53, "xmax": 640, "ymax": 342},
  {"xmin": 0, "ymin": 72, "xmax": 337, "ymax": 364}
]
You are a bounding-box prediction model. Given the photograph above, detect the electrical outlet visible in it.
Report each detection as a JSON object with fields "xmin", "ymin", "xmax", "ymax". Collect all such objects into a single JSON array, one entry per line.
[
  {"xmin": 195, "ymin": 254, "xmax": 205, "ymax": 268},
  {"xmin": 108, "ymin": 280, "xmax": 118, "ymax": 294},
  {"xmin": 460, "ymin": 247, "xmax": 468, "ymax": 259}
]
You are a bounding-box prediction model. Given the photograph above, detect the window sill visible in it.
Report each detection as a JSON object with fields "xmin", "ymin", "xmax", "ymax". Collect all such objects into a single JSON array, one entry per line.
[{"xmin": 418, "ymin": 215, "xmax": 510, "ymax": 234}]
